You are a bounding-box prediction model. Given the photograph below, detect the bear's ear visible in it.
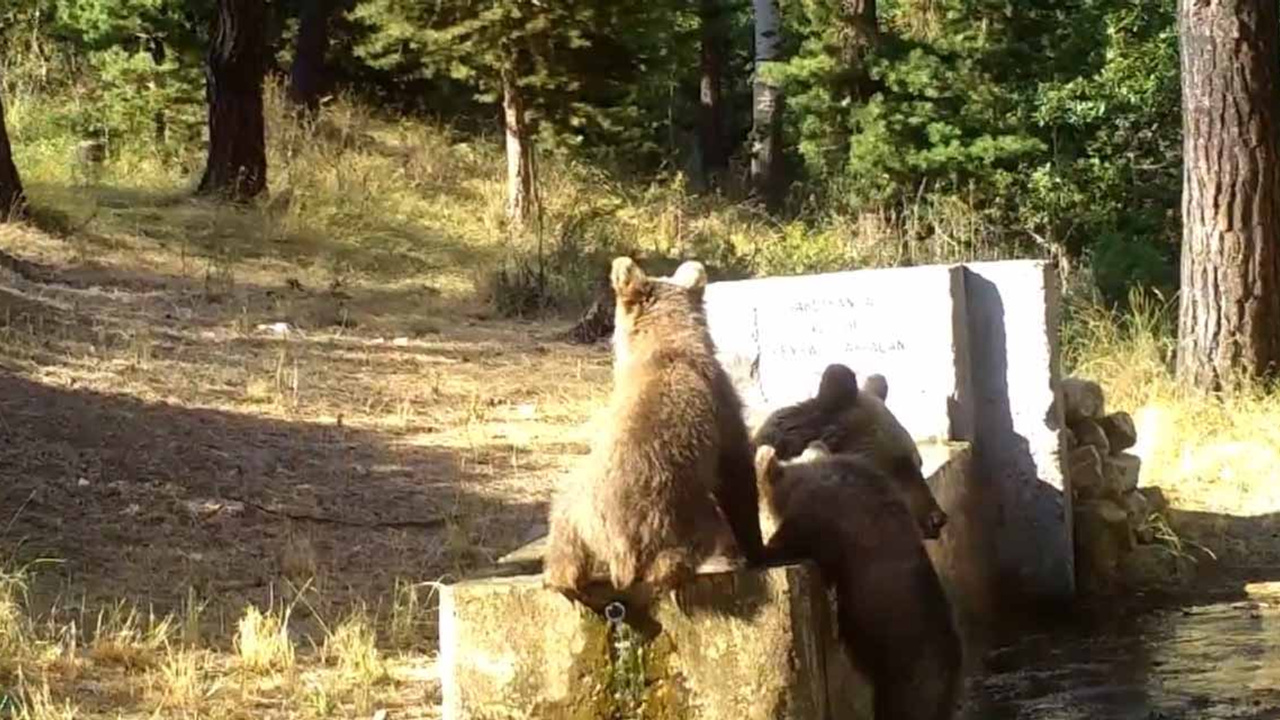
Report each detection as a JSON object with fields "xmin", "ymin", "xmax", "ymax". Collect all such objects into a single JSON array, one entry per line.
[
  {"xmin": 611, "ymin": 257, "xmax": 647, "ymax": 305},
  {"xmin": 863, "ymin": 373, "xmax": 888, "ymax": 401},
  {"xmin": 799, "ymin": 440, "xmax": 832, "ymax": 462},
  {"xmin": 816, "ymin": 364, "xmax": 859, "ymax": 410},
  {"xmin": 754, "ymin": 444, "xmax": 779, "ymax": 483},
  {"xmin": 670, "ymin": 260, "xmax": 708, "ymax": 293}
]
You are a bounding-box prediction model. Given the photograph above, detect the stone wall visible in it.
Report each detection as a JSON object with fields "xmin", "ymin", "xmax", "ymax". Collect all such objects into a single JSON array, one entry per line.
[{"xmin": 1062, "ymin": 376, "xmax": 1192, "ymax": 593}]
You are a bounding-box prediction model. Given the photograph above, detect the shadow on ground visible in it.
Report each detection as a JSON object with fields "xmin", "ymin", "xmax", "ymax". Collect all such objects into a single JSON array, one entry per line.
[{"xmin": 0, "ymin": 371, "xmax": 553, "ymax": 638}]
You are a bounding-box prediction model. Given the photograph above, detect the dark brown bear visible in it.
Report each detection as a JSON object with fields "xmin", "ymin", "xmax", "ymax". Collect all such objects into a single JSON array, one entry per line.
[
  {"xmin": 756, "ymin": 441, "xmax": 962, "ymax": 720},
  {"xmin": 753, "ymin": 363, "xmax": 948, "ymax": 539},
  {"xmin": 542, "ymin": 257, "xmax": 764, "ymax": 611}
]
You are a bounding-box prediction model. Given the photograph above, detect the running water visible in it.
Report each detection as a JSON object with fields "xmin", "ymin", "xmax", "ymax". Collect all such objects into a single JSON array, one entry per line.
[{"xmin": 959, "ymin": 580, "xmax": 1280, "ymax": 719}]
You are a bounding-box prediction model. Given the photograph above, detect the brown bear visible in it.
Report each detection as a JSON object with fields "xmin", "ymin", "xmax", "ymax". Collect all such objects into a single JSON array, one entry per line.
[
  {"xmin": 753, "ymin": 363, "xmax": 948, "ymax": 539},
  {"xmin": 542, "ymin": 256, "xmax": 765, "ymax": 612},
  {"xmin": 756, "ymin": 441, "xmax": 963, "ymax": 720}
]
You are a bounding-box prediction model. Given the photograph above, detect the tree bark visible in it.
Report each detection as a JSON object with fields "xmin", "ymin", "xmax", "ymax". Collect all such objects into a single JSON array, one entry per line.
[
  {"xmin": 197, "ymin": 0, "xmax": 268, "ymax": 202},
  {"xmin": 698, "ymin": 0, "xmax": 728, "ymax": 185},
  {"xmin": 750, "ymin": 0, "xmax": 785, "ymax": 211},
  {"xmin": 1176, "ymin": 0, "xmax": 1280, "ymax": 391},
  {"xmin": 0, "ymin": 89, "xmax": 26, "ymax": 222},
  {"xmin": 502, "ymin": 64, "xmax": 535, "ymax": 229},
  {"xmin": 288, "ymin": 0, "xmax": 331, "ymax": 115},
  {"xmin": 148, "ymin": 37, "xmax": 169, "ymax": 146},
  {"xmin": 835, "ymin": 0, "xmax": 879, "ymax": 106}
]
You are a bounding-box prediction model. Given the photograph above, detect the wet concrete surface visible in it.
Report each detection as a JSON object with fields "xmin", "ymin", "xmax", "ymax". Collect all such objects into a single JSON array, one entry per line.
[{"xmin": 960, "ymin": 582, "xmax": 1280, "ymax": 719}]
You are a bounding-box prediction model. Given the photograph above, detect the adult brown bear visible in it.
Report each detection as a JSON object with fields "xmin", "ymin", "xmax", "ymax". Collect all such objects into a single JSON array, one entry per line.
[{"xmin": 542, "ymin": 257, "xmax": 764, "ymax": 612}]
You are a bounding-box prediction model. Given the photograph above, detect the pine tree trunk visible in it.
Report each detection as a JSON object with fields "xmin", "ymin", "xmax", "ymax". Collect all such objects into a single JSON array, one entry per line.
[
  {"xmin": 1176, "ymin": 0, "xmax": 1280, "ymax": 390},
  {"xmin": 197, "ymin": 0, "xmax": 268, "ymax": 202},
  {"xmin": 288, "ymin": 0, "xmax": 330, "ymax": 115},
  {"xmin": 750, "ymin": 0, "xmax": 784, "ymax": 211},
  {"xmin": 0, "ymin": 90, "xmax": 26, "ymax": 222},
  {"xmin": 502, "ymin": 65, "xmax": 535, "ymax": 229},
  {"xmin": 698, "ymin": 0, "xmax": 728, "ymax": 185},
  {"xmin": 149, "ymin": 38, "xmax": 169, "ymax": 146},
  {"xmin": 835, "ymin": 0, "xmax": 878, "ymax": 109}
]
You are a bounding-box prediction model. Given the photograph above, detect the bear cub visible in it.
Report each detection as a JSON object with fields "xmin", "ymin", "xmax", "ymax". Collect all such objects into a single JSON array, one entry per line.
[
  {"xmin": 542, "ymin": 257, "xmax": 764, "ymax": 612},
  {"xmin": 753, "ymin": 362, "xmax": 948, "ymax": 539},
  {"xmin": 756, "ymin": 441, "xmax": 962, "ymax": 720}
]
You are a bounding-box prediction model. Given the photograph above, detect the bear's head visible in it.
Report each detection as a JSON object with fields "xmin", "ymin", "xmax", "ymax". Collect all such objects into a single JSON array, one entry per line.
[
  {"xmin": 609, "ymin": 256, "xmax": 709, "ymax": 365},
  {"xmin": 753, "ymin": 363, "xmax": 948, "ymax": 539}
]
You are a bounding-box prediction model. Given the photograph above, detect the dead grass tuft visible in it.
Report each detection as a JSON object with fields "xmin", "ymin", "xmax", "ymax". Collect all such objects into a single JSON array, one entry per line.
[
  {"xmin": 234, "ymin": 604, "xmax": 297, "ymax": 675},
  {"xmin": 88, "ymin": 603, "xmax": 173, "ymax": 671}
]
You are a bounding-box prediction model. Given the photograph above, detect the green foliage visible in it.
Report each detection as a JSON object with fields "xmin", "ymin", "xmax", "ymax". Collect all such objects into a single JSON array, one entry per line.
[
  {"xmin": 348, "ymin": 0, "xmax": 705, "ymax": 166},
  {"xmin": 777, "ymin": 0, "xmax": 1182, "ymax": 301}
]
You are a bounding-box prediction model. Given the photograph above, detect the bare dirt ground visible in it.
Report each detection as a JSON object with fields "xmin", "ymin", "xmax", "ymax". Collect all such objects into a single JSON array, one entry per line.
[{"xmin": 1, "ymin": 217, "xmax": 611, "ymax": 717}]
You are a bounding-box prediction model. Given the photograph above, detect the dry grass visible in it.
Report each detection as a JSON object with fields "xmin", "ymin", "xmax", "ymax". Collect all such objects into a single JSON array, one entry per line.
[{"xmin": 1064, "ymin": 288, "xmax": 1280, "ymax": 566}]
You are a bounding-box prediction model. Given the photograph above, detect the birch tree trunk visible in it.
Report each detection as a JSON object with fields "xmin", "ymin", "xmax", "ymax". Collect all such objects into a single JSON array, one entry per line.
[
  {"xmin": 502, "ymin": 64, "xmax": 535, "ymax": 229},
  {"xmin": 750, "ymin": 0, "xmax": 784, "ymax": 211}
]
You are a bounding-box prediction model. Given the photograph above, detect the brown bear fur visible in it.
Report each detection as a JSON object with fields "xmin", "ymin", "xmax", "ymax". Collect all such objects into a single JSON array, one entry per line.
[
  {"xmin": 542, "ymin": 257, "xmax": 764, "ymax": 611},
  {"xmin": 753, "ymin": 363, "xmax": 948, "ymax": 539},
  {"xmin": 756, "ymin": 442, "xmax": 962, "ymax": 720}
]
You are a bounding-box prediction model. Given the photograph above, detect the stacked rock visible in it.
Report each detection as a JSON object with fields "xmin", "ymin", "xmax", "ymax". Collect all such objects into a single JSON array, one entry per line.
[{"xmin": 1062, "ymin": 377, "xmax": 1184, "ymax": 594}]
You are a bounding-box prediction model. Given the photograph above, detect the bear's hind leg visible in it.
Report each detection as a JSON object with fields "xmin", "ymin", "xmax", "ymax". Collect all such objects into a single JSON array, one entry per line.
[{"xmin": 543, "ymin": 513, "xmax": 591, "ymax": 596}]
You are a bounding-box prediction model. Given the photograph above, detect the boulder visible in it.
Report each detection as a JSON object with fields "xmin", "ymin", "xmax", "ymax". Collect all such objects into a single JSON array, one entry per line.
[
  {"xmin": 1098, "ymin": 411, "xmax": 1137, "ymax": 453},
  {"xmin": 1068, "ymin": 445, "xmax": 1105, "ymax": 497},
  {"xmin": 1061, "ymin": 377, "xmax": 1106, "ymax": 422},
  {"xmin": 1070, "ymin": 418, "xmax": 1111, "ymax": 455},
  {"xmin": 1103, "ymin": 453, "xmax": 1142, "ymax": 495}
]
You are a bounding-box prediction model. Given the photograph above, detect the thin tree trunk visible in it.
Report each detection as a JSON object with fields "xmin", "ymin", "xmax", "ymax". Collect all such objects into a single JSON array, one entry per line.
[
  {"xmin": 148, "ymin": 37, "xmax": 169, "ymax": 146},
  {"xmin": 835, "ymin": 0, "xmax": 879, "ymax": 117},
  {"xmin": 288, "ymin": 0, "xmax": 330, "ymax": 115},
  {"xmin": 1176, "ymin": 0, "xmax": 1280, "ymax": 390},
  {"xmin": 197, "ymin": 0, "xmax": 268, "ymax": 202},
  {"xmin": 502, "ymin": 65, "xmax": 534, "ymax": 229},
  {"xmin": 820, "ymin": 0, "xmax": 879, "ymax": 174},
  {"xmin": 750, "ymin": 0, "xmax": 784, "ymax": 211},
  {"xmin": 698, "ymin": 0, "xmax": 728, "ymax": 186},
  {"xmin": 0, "ymin": 89, "xmax": 26, "ymax": 222}
]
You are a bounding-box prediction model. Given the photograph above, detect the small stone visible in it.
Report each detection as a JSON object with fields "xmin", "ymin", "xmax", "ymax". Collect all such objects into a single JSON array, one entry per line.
[
  {"xmin": 1099, "ymin": 412, "xmax": 1138, "ymax": 453},
  {"xmin": 1138, "ymin": 487, "xmax": 1169, "ymax": 514},
  {"xmin": 1062, "ymin": 377, "xmax": 1105, "ymax": 417},
  {"xmin": 1124, "ymin": 490, "xmax": 1151, "ymax": 525},
  {"xmin": 1081, "ymin": 498, "xmax": 1130, "ymax": 526},
  {"xmin": 1064, "ymin": 426, "xmax": 1078, "ymax": 450},
  {"xmin": 1069, "ymin": 445, "xmax": 1104, "ymax": 495},
  {"xmin": 1104, "ymin": 453, "xmax": 1142, "ymax": 495},
  {"xmin": 1074, "ymin": 499, "xmax": 1136, "ymax": 593},
  {"xmin": 1119, "ymin": 544, "xmax": 1194, "ymax": 590},
  {"xmin": 1061, "ymin": 377, "xmax": 1106, "ymax": 422},
  {"xmin": 1070, "ymin": 418, "xmax": 1111, "ymax": 455}
]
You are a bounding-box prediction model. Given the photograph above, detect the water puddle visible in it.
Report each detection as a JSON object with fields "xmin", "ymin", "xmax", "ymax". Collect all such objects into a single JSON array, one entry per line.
[{"xmin": 962, "ymin": 583, "xmax": 1280, "ymax": 719}]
